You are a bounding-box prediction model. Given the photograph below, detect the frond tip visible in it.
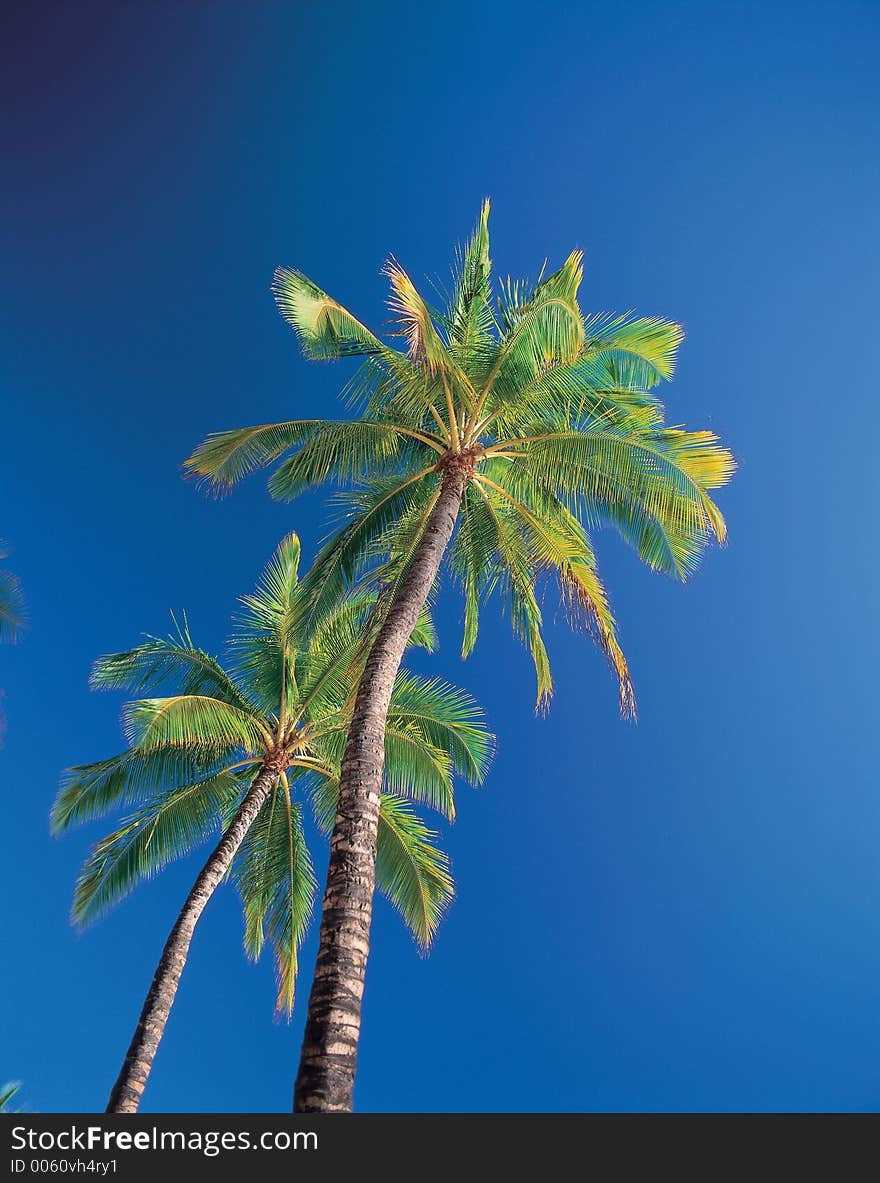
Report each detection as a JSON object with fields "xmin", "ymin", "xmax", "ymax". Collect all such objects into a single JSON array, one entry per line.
[
  {"xmin": 560, "ymin": 572, "xmax": 637, "ymax": 719},
  {"xmin": 376, "ymin": 794, "xmax": 455, "ymax": 950}
]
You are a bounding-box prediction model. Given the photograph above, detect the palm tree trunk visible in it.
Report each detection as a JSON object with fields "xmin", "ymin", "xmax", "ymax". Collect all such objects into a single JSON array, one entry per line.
[
  {"xmin": 106, "ymin": 761, "xmax": 280, "ymax": 1113},
  {"xmin": 294, "ymin": 462, "xmax": 469, "ymax": 1112}
]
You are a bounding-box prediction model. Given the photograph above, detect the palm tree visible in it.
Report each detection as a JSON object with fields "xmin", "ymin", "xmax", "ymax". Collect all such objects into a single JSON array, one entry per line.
[
  {"xmin": 0, "ymin": 541, "xmax": 26, "ymax": 643},
  {"xmin": 186, "ymin": 201, "xmax": 735, "ymax": 1110},
  {"xmin": 52, "ymin": 533, "xmax": 491, "ymax": 1113}
]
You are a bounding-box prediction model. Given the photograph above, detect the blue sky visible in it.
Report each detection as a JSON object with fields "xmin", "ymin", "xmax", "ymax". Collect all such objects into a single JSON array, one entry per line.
[{"xmin": 2, "ymin": 0, "xmax": 878, "ymax": 1112}]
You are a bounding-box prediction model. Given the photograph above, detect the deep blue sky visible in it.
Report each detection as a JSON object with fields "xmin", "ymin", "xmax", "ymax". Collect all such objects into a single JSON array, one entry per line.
[{"xmin": 2, "ymin": 0, "xmax": 878, "ymax": 1113}]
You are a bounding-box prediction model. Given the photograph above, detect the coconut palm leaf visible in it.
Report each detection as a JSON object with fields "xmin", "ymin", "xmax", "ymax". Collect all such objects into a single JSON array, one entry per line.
[
  {"xmin": 72, "ymin": 770, "xmax": 247, "ymax": 925},
  {"xmin": 0, "ymin": 542, "xmax": 26, "ymax": 644},
  {"xmin": 52, "ymin": 747, "xmax": 235, "ymax": 834},
  {"xmin": 376, "ymin": 794, "xmax": 455, "ymax": 949},
  {"xmin": 232, "ymin": 787, "xmax": 316, "ymax": 1016},
  {"xmin": 0, "ymin": 1082, "xmax": 23, "ymax": 1113},
  {"xmin": 271, "ymin": 269, "xmax": 388, "ymax": 361}
]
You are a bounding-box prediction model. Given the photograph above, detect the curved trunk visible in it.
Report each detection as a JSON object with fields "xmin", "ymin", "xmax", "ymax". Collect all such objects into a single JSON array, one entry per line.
[
  {"xmin": 106, "ymin": 761, "xmax": 279, "ymax": 1113},
  {"xmin": 294, "ymin": 464, "xmax": 468, "ymax": 1112}
]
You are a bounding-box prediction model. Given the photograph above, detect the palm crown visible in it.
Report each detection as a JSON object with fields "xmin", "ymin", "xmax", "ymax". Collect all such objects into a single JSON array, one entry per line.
[
  {"xmin": 187, "ymin": 200, "xmax": 734, "ymax": 714},
  {"xmin": 52, "ymin": 534, "xmax": 492, "ymax": 1014}
]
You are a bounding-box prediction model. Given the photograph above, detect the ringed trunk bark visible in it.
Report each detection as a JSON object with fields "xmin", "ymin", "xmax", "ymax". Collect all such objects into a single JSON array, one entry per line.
[
  {"xmin": 294, "ymin": 464, "xmax": 468, "ymax": 1113},
  {"xmin": 106, "ymin": 761, "xmax": 280, "ymax": 1113}
]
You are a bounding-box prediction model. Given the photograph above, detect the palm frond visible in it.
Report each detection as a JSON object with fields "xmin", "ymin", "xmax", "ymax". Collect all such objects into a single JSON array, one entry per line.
[
  {"xmin": 581, "ymin": 311, "xmax": 685, "ymax": 384},
  {"xmin": 307, "ymin": 775, "xmax": 456, "ymax": 948},
  {"xmin": 379, "ymin": 724, "xmax": 454, "ymax": 818},
  {"xmin": 0, "ymin": 1082, "xmax": 23, "ymax": 1113},
  {"xmin": 388, "ymin": 671, "xmax": 493, "ymax": 788},
  {"xmin": 376, "ymin": 793, "xmax": 455, "ymax": 950},
  {"xmin": 485, "ymin": 354, "xmax": 664, "ymax": 442},
  {"xmin": 444, "ymin": 198, "xmax": 495, "ymax": 371},
  {"xmin": 91, "ymin": 623, "xmax": 254, "ymax": 713},
  {"xmin": 184, "ymin": 420, "xmax": 330, "ymax": 491},
  {"xmin": 265, "ymin": 420, "xmax": 436, "ymax": 502},
  {"xmin": 507, "ymin": 426, "xmax": 732, "ymax": 577},
  {"xmin": 121, "ymin": 695, "xmax": 267, "ymax": 755},
  {"xmin": 466, "ymin": 480, "xmax": 554, "ymax": 709},
  {"xmin": 382, "ymin": 259, "xmax": 450, "ymax": 374},
  {"xmin": 0, "ymin": 565, "xmax": 26, "ymax": 643},
  {"xmin": 51, "ymin": 747, "xmax": 240, "ymax": 834},
  {"xmin": 72, "ymin": 770, "xmax": 245, "ymax": 926},
  {"xmin": 487, "ymin": 251, "xmax": 585, "ymax": 405},
  {"xmin": 296, "ymin": 468, "xmax": 439, "ymax": 626},
  {"xmin": 230, "ymin": 533, "xmax": 302, "ymax": 713},
  {"xmin": 232, "ymin": 786, "xmax": 316, "ymax": 1016},
  {"xmin": 272, "ymin": 267, "xmax": 388, "ymax": 360},
  {"xmin": 470, "ymin": 461, "xmax": 635, "ymax": 713}
]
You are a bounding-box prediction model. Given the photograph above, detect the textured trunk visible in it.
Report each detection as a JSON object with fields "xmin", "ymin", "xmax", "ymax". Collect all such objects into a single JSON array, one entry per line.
[
  {"xmin": 106, "ymin": 761, "xmax": 280, "ymax": 1113},
  {"xmin": 294, "ymin": 464, "xmax": 468, "ymax": 1112}
]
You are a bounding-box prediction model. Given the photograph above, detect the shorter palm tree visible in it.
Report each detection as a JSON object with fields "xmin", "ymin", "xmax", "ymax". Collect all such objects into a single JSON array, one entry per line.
[
  {"xmin": 52, "ymin": 534, "xmax": 492, "ymax": 1113},
  {"xmin": 0, "ymin": 541, "xmax": 26, "ymax": 643}
]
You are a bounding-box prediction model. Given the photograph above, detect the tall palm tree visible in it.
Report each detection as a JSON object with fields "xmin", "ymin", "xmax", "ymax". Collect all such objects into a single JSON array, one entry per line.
[
  {"xmin": 186, "ymin": 202, "xmax": 735, "ymax": 1110},
  {"xmin": 0, "ymin": 541, "xmax": 26, "ymax": 643},
  {"xmin": 52, "ymin": 534, "xmax": 491, "ymax": 1113}
]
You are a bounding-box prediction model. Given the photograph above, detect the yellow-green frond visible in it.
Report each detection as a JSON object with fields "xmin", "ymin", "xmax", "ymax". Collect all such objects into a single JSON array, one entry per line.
[
  {"xmin": 382, "ymin": 258, "xmax": 449, "ymax": 373},
  {"xmin": 121, "ymin": 695, "xmax": 268, "ymax": 755},
  {"xmin": 272, "ymin": 268, "xmax": 387, "ymax": 360}
]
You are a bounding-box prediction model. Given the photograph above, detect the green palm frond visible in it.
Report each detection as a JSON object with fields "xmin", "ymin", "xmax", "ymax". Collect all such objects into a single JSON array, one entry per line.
[
  {"xmin": 72, "ymin": 770, "xmax": 246, "ymax": 926},
  {"xmin": 510, "ymin": 426, "xmax": 734, "ymax": 577},
  {"xmin": 184, "ymin": 421, "xmax": 329, "ymax": 491},
  {"xmin": 466, "ymin": 460, "xmax": 634, "ymax": 710},
  {"xmin": 232, "ymin": 785, "xmax": 316, "ymax": 1017},
  {"xmin": 230, "ymin": 532, "xmax": 302, "ymax": 714},
  {"xmin": 0, "ymin": 542, "xmax": 26, "ymax": 642},
  {"xmin": 465, "ymin": 478, "xmax": 555, "ymax": 709},
  {"xmin": 121, "ymin": 695, "xmax": 268, "ymax": 754},
  {"xmin": 91, "ymin": 623, "xmax": 255, "ymax": 712},
  {"xmin": 0, "ymin": 1082, "xmax": 23, "ymax": 1113},
  {"xmin": 580, "ymin": 310, "xmax": 684, "ymax": 384},
  {"xmin": 339, "ymin": 351, "xmax": 452, "ymax": 431},
  {"xmin": 387, "ymin": 672, "xmax": 494, "ymax": 789},
  {"xmin": 444, "ymin": 198, "xmax": 495, "ymax": 372},
  {"xmin": 266, "ymin": 421, "xmax": 437, "ymax": 502},
  {"xmin": 293, "ymin": 596, "xmax": 376, "ymax": 722},
  {"xmin": 52, "ymin": 747, "xmax": 238, "ymax": 834},
  {"xmin": 306, "ymin": 775, "xmax": 455, "ymax": 949},
  {"xmin": 376, "ymin": 793, "xmax": 455, "ymax": 949},
  {"xmin": 310, "ymin": 669, "xmax": 493, "ymax": 823},
  {"xmin": 487, "ymin": 251, "xmax": 586, "ymax": 405},
  {"xmin": 376, "ymin": 724, "xmax": 454, "ymax": 818},
  {"xmin": 486, "ymin": 353, "xmax": 665, "ymax": 441},
  {"xmin": 296, "ymin": 469, "xmax": 440, "ymax": 626}
]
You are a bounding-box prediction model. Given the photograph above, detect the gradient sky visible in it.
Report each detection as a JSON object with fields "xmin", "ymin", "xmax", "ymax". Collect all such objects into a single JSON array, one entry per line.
[{"xmin": 2, "ymin": 0, "xmax": 878, "ymax": 1113}]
